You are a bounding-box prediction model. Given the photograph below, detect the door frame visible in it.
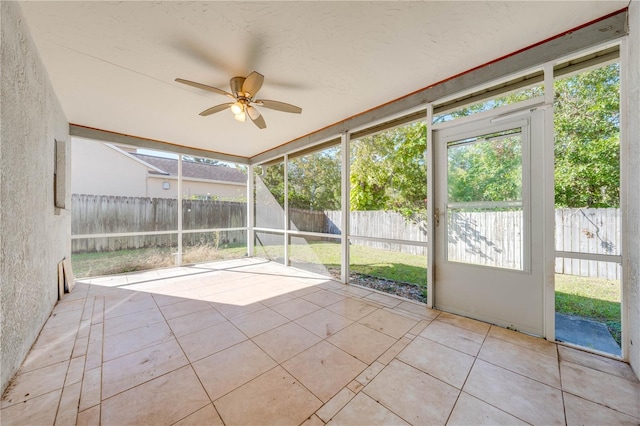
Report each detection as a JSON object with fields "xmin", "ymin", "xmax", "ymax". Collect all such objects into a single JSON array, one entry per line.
[{"xmin": 427, "ymin": 100, "xmax": 555, "ymax": 339}]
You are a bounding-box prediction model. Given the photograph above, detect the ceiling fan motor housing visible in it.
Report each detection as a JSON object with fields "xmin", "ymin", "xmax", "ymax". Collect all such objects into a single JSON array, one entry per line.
[{"xmin": 230, "ymin": 77, "xmax": 246, "ymax": 97}]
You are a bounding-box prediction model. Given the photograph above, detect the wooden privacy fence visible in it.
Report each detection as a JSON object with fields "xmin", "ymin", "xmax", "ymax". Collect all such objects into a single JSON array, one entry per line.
[
  {"xmin": 72, "ymin": 195, "xmax": 621, "ymax": 279},
  {"xmin": 71, "ymin": 194, "xmax": 245, "ymax": 253},
  {"xmin": 555, "ymin": 208, "xmax": 621, "ymax": 279}
]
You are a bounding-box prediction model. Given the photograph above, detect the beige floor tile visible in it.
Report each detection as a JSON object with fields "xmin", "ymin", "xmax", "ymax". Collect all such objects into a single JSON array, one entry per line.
[
  {"xmin": 406, "ymin": 319, "xmax": 431, "ymax": 336},
  {"xmin": 295, "ymin": 308, "xmax": 353, "ymax": 338},
  {"xmin": 20, "ymin": 332, "xmax": 76, "ymax": 373},
  {"xmin": 91, "ymin": 297, "xmax": 105, "ymax": 324},
  {"xmin": 84, "ymin": 338, "xmax": 103, "ymax": 370},
  {"xmin": 158, "ymin": 298, "xmax": 215, "ymax": 320},
  {"xmin": 177, "ymin": 320, "xmax": 247, "ymax": 362},
  {"xmin": 394, "ymin": 301, "xmax": 440, "ymax": 320},
  {"xmin": 271, "ymin": 297, "xmax": 322, "ymax": 320},
  {"xmin": 383, "ymin": 306, "xmax": 425, "ymax": 323},
  {"xmin": 289, "ymin": 284, "xmax": 324, "ymax": 298},
  {"xmin": 488, "ymin": 325, "xmax": 557, "ymax": 357},
  {"xmin": 55, "ymin": 382, "xmax": 82, "ymax": 426},
  {"xmin": 192, "ymin": 340, "xmax": 277, "ymax": 400},
  {"xmin": 103, "ymin": 307, "xmax": 165, "ymax": 337},
  {"xmin": 1, "ymin": 360, "xmax": 69, "ymax": 408},
  {"xmin": 167, "ymin": 309, "xmax": 227, "ymax": 337},
  {"xmin": 214, "ymin": 366, "xmax": 322, "ymax": 426},
  {"xmin": 377, "ymin": 337, "xmax": 412, "ymax": 365},
  {"xmin": 302, "ymin": 414, "xmax": 325, "ymax": 426},
  {"xmin": 43, "ymin": 308, "xmax": 84, "ymax": 330},
  {"xmin": 72, "ymin": 335, "xmax": 89, "ymax": 359},
  {"xmin": 79, "ymin": 367, "xmax": 101, "ymax": 412},
  {"xmin": 398, "ymin": 336, "xmax": 474, "ymax": 389},
  {"xmin": 355, "ymin": 361, "xmax": 385, "ymax": 386},
  {"xmin": 464, "ymin": 360, "xmax": 564, "ymax": 425},
  {"xmin": 302, "ymin": 289, "xmax": 346, "ymax": 307},
  {"xmin": 252, "ymin": 322, "xmax": 322, "ymax": 363},
  {"xmin": 0, "ymin": 389, "xmax": 61, "ymax": 426},
  {"xmin": 102, "ymin": 338, "xmax": 188, "ymax": 399},
  {"xmin": 103, "ymin": 296, "xmax": 156, "ymax": 320},
  {"xmin": 230, "ymin": 308, "xmax": 289, "ymax": 337},
  {"xmin": 563, "ymin": 392, "xmax": 640, "ymax": 425},
  {"xmin": 447, "ymin": 392, "xmax": 528, "ymax": 425},
  {"xmin": 76, "ymin": 404, "xmax": 101, "ymax": 426},
  {"xmin": 283, "ymin": 341, "xmax": 367, "ymax": 402},
  {"xmin": 102, "ymin": 320, "xmax": 173, "ymax": 362},
  {"xmin": 53, "ymin": 297, "xmax": 86, "ymax": 314},
  {"xmin": 316, "ymin": 388, "xmax": 356, "ymax": 422},
  {"xmin": 327, "ymin": 298, "xmax": 379, "ymax": 321},
  {"xmin": 363, "ymin": 292, "xmax": 404, "ymax": 308},
  {"xmin": 334, "ymin": 285, "xmax": 373, "ymax": 298},
  {"xmin": 151, "ymin": 293, "xmax": 188, "ymax": 307},
  {"xmin": 363, "ymin": 359, "xmax": 459, "ymax": 425},
  {"xmin": 101, "ymin": 366, "xmax": 209, "ymax": 426},
  {"xmin": 328, "ymin": 392, "xmax": 410, "ymax": 426},
  {"xmin": 210, "ymin": 301, "xmax": 267, "ymax": 319},
  {"xmin": 77, "ymin": 319, "xmax": 91, "ymax": 339},
  {"xmin": 327, "ymin": 322, "xmax": 397, "ymax": 364},
  {"xmin": 261, "ymin": 292, "xmax": 298, "ymax": 307},
  {"xmin": 561, "ymin": 361, "xmax": 640, "ymax": 419},
  {"xmin": 419, "ymin": 320, "xmax": 485, "ymax": 356},
  {"xmin": 358, "ymin": 309, "xmax": 418, "ymax": 339},
  {"xmin": 65, "ymin": 355, "xmax": 86, "ymax": 386},
  {"xmin": 173, "ymin": 404, "xmax": 224, "ymax": 426},
  {"xmin": 347, "ymin": 380, "xmax": 364, "ymax": 394},
  {"xmin": 478, "ymin": 336, "xmax": 560, "ymax": 388},
  {"xmin": 81, "ymin": 300, "xmax": 94, "ymax": 322},
  {"xmin": 437, "ymin": 312, "xmax": 490, "ymax": 335},
  {"xmin": 559, "ymin": 345, "xmax": 637, "ymax": 382}
]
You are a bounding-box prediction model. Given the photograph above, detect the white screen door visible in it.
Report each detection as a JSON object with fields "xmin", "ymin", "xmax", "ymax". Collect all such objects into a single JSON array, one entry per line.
[{"xmin": 433, "ymin": 111, "xmax": 546, "ymax": 336}]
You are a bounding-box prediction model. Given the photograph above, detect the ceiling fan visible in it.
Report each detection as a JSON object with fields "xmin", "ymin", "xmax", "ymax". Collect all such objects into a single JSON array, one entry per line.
[{"xmin": 175, "ymin": 71, "xmax": 302, "ymax": 129}]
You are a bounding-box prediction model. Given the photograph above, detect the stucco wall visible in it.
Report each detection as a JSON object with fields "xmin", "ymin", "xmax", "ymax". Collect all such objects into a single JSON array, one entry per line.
[
  {"xmin": 0, "ymin": 2, "xmax": 70, "ymax": 393},
  {"xmin": 626, "ymin": 0, "xmax": 640, "ymax": 380},
  {"xmin": 72, "ymin": 139, "xmax": 148, "ymax": 197}
]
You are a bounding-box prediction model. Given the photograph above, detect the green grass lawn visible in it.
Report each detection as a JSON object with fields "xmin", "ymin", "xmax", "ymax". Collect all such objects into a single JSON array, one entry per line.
[
  {"xmin": 555, "ymin": 273, "xmax": 621, "ymax": 345},
  {"xmin": 72, "ymin": 241, "xmax": 620, "ymax": 344},
  {"xmin": 72, "ymin": 244, "xmax": 247, "ymax": 278}
]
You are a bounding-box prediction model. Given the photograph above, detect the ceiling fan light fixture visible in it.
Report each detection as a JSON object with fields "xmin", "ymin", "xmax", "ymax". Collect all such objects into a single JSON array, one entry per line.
[
  {"xmin": 230, "ymin": 101, "xmax": 244, "ymax": 115},
  {"xmin": 176, "ymin": 71, "xmax": 301, "ymax": 130},
  {"xmin": 234, "ymin": 111, "xmax": 246, "ymax": 122}
]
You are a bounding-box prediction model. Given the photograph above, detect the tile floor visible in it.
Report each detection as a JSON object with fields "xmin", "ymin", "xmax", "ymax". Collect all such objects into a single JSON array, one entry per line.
[{"xmin": 2, "ymin": 258, "xmax": 639, "ymax": 425}]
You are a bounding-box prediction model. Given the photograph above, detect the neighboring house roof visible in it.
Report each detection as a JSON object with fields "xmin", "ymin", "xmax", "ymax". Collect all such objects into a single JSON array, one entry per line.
[{"xmin": 130, "ymin": 153, "xmax": 247, "ymax": 184}]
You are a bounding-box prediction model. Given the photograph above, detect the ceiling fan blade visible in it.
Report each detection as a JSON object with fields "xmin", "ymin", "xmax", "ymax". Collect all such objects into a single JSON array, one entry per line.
[
  {"xmin": 242, "ymin": 71, "xmax": 264, "ymax": 98},
  {"xmin": 175, "ymin": 78, "xmax": 235, "ymax": 99},
  {"xmin": 199, "ymin": 103, "xmax": 234, "ymax": 116},
  {"xmin": 255, "ymin": 99, "xmax": 302, "ymax": 114},
  {"xmin": 247, "ymin": 106, "xmax": 266, "ymax": 129}
]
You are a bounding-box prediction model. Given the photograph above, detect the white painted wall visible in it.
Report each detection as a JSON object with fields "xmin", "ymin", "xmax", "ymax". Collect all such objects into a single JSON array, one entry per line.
[
  {"xmin": 625, "ymin": 0, "xmax": 640, "ymax": 380},
  {"xmin": 146, "ymin": 176, "xmax": 246, "ymax": 200},
  {"xmin": 0, "ymin": 2, "xmax": 71, "ymax": 393},
  {"xmin": 71, "ymin": 139, "xmax": 148, "ymax": 197}
]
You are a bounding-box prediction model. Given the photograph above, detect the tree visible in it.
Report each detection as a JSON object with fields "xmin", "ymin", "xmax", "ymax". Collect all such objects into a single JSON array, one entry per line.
[
  {"xmin": 288, "ymin": 148, "xmax": 341, "ymax": 211},
  {"xmin": 447, "ymin": 132, "xmax": 522, "ymax": 203},
  {"xmin": 554, "ymin": 63, "xmax": 620, "ymax": 208},
  {"xmin": 256, "ymin": 147, "xmax": 342, "ymax": 212},
  {"xmin": 350, "ymin": 121, "xmax": 427, "ymax": 219}
]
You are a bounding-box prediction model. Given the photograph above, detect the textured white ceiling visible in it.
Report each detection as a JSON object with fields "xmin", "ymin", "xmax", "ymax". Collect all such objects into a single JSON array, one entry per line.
[{"xmin": 19, "ymin": 1, "xmax": 626, "ymax": 158}]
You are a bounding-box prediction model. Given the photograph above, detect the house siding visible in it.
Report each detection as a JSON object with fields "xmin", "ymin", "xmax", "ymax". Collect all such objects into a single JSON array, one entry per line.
[{"xmin": 71, "ymin": 140, "xmax": 149, "ymax": 197}]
